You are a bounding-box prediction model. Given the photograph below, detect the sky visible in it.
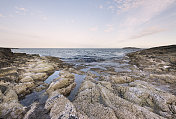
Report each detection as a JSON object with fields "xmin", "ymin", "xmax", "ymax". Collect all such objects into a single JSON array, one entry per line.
[{"xmin": 0, "ymin": 0, "xmax": 176, "ymax": 48}]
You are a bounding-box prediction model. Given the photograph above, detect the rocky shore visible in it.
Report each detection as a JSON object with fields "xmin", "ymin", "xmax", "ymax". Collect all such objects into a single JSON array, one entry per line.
[{"xmin": 0, "ymin": 45, "xmax": 176, "ymax": 119}]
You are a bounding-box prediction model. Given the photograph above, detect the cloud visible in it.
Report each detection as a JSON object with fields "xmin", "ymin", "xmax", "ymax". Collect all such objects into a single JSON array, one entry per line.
[
  {"xmin": 15, "ymin": 7, "xmax": 26, "ymax": 11},
  {"xmin": 90, "ymin": 26, "xmax": 98, "ymax": 31},
  {"xmin": 115, "ymin": 0, "xmax": 175, "ymax": 26},
  {"xmin": 108, "ymin": 0, "xmax": 175, "ymax": 40},
  {"xmin": 130, "ymin": 26, "xmax": 167, "ymax": 39},
  {"xmin": 104, "ymin": 24, "xmax": 114, "ymax": 32},
  {"xmin": 15, "ymin": 6, "xmax": 27, "ymax": 15}
]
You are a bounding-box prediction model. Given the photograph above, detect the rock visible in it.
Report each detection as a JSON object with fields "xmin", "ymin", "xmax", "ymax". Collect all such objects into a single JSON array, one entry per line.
[
  {"xmin": 169, "ymin": 56, "xmax": 176, "ymax": 64},
  {"xmin": 46, "ymin": 70, "xmax": 76, "ymax": 96},
  {"xmin": 73, "ymin": 79, "xmax": 166, "ymax": 119},
  {"xmin": 24, "ymin": 102, "xmax": 50, "ymax": 119},
  {"xmin": 114, "ymin": 80, "xmax": 176, "ymax": 118},
  {"xmin": 149, "ymin": 74, "xmax": 176, "ymax": 83},
  {"xmin": 20, "ymin": 76, "xmax": 33, "ymax": 83},
  {"xmin": 110, "ymin": 75, "xmax": 134, "ymax": 84},
  {"xmin": 3, "ymin": 89, "xmax": 18, "ymax": 102},
  {"xmin": 30, "ymin": 62, "xmax": 55, "ymax": 73},
  {"xmin": 46, "ymin": 77, "xmax": 75, "ymax": 96},
  {"xmin": 31, "ymin": 73, "xmax": 48, "ymax": 81},
  {"xmin": 45, "ymin": 92, "xmax": 88, "ymax": 119},
  {"xmin": 55, "ymin": 82, "xmax": 76, "ymax": 96},
  {"xmin": 73, "ymin": 80, "xmax": 118, "ymax": 119},
  {"xmin": 0, "ymin": 68, "xmax": 17, "ymax": 77},
  {"xmin": 14, "ymin": 82, "xmax": 35, "ymax": 95},
  {"xmin": 35, "ymin": 85, "xmax": 46, "ymax": 92},
  {"xmin": 0, "ymin": 85, "xmax": 7, "ymax": 94},
  {"xmin": 59, "ymin": 70, "xmax": 75, "ymax": 78},
  {"xmin": 0, "ymin": 101, "xmax": 25, "ymax": 119}
]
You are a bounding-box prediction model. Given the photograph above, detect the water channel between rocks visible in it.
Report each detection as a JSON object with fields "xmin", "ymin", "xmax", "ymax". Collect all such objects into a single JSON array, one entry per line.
[{"xmin": 20, "ymin": 69, "xmax": 101, "ymax": 106}]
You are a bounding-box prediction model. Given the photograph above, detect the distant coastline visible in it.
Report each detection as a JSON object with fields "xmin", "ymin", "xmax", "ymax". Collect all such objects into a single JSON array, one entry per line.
[{"xmin": 122, "ymin": 47, "xmax": 141, "ymax": 49}]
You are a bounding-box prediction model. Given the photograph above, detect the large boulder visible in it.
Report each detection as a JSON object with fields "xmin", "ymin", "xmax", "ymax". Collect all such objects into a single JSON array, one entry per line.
[
  {"xmin": 20, "ymin": 76, "xmax": 33, "ymax": 83},
  {"xmin": 46, "ymin": 78, "xmax": 75, "ymax": 96},
  {"xmin": 45, "ymin": 92, "xmax": 88, "ymax": 119},
  {"xmin": 46, "ymin": 70, "xmax": 76, "ymax": 96},
  {"xmin": 14, "ymin": 82, "xmax": 35, "ymax": 96},
  {"xmin": 0, "ymin": 101, "xmax": 25, "ymax": 119},
  {"xmin": 0, "ymin": 86, "xmax": 25, "ymax": 119}
]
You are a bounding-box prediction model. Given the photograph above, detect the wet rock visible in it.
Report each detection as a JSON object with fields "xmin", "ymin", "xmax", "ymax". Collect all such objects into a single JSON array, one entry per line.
[
  {"xmin": 24, "ymin": 102, "xmax": 50, "ymax": 119},
  {"xmin": 35, "ymin": 85, "xmax": 46, "ymax": 92},
  {"xmin": 46, "ymin": 70, "xmax": 76, "ymax": 96},
  {"xmin": 46, "ymin": 77, "xmax": 75, "ymax": 96}
]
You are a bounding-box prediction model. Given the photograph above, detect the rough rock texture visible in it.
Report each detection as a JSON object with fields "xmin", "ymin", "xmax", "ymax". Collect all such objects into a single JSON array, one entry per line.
[
  {"xmin": 0, "ymin": 48, "xmax": 65, "ymax": 118},
  {"xmin": 127, "ymin": 45, "xmax": 176, "ymax": 95},
  {"xmin": 45, "ymin": 92, "xmax": 88, "ymax": 119},
  {"xmin": 47, "ymin": 70, "xmax": 76, "ymax": 96},
  {"xmin": 114, "ymin": 80, "xmax": 176, "ymax": 118},
  {"xmin": 73, "ymin": 78, "xmax": 166, "ymax": 119},
  {"xmin": 1, "ymin": 45, "xmax": 176, "ymax": 119}
]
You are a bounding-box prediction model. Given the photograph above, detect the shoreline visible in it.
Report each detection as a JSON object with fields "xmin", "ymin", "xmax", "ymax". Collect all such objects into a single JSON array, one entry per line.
[{"xmin": 0, "ymin": 45, "xmax": 176, "ymax": 119}]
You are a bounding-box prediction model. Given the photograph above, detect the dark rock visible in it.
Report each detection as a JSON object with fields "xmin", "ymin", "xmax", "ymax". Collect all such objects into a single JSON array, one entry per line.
[{"xmin": 0, "ymin": 85, "xmax": 7, "ymax": 93}]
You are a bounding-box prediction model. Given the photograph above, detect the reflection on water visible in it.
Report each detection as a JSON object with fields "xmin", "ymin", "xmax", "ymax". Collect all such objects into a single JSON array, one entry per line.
[
  {"xmin": 20, "ymin": 90, "xmax": 48, "ymax": 107},
  {"xmin": 67, "ymin": 74, "xmax": 86, "ymax": 101}
]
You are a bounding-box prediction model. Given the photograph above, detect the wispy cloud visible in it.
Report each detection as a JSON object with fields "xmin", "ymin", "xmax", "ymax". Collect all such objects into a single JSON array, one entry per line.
[
  {"xmin": 15, "ymin": 6, "xmax": 27, "ymax": 15},
  {"xmin": 110, "ymin": 0, "xmax": 175, "ymax": 39},
  {"xmin": 130, "ymin": 26, "xmax": 167, "ymax": 39},
  {"xmin": 15, "ymin": 7, "xmax": 26, "ymax": 11},
  {"xmin": 115, "ymin": 0, "xmax": 175, "ymax": 26}
]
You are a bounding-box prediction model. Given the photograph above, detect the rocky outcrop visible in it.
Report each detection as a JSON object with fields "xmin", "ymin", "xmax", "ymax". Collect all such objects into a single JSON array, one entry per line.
[
  {"xmin": 0, "ymin": 48, "xmax": 65, "ymax": 118},
  {"xmin": 45, "ymin": 92, "xmax": 88, "ymax": 119},
  {"xmin": 127, "ymin": 45, "xmax": 176, "ymax": 94},
  {"xmin": 1, "ymin": 45, "xmax": 176, "ymax": 119},
  {"xmin": 46, "ymin": 70, "xmax": 76, "ymax": 96},
  {"xmin": 0, "ymin": 82, "xmax": 25, "ymax": 119},
  {"xmin": 73, "ymin": 78, "xmax": 167, "ymax": 119},
  {"xmin": 0, "ymin": 48, "xmax": 14, "ymax": 68},
  {"xmin": 114, "ymin": 80, "xmax": 176, "ymax": 118}
]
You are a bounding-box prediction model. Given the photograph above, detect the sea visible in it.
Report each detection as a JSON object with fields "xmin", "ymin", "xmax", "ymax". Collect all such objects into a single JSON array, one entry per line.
[{"xmin": 12, "ymin": 48, "xmax": 139, "ymax": 64}]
